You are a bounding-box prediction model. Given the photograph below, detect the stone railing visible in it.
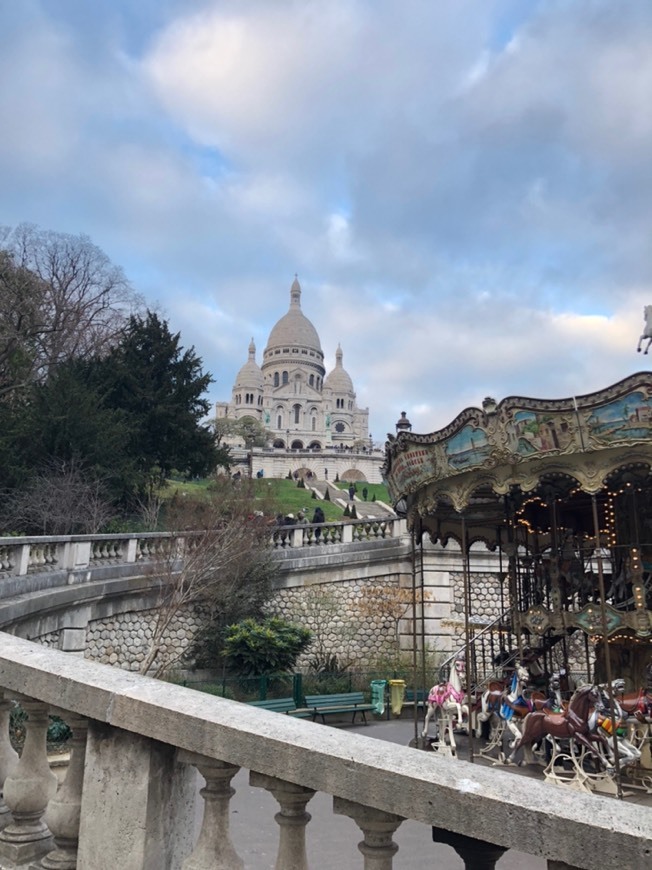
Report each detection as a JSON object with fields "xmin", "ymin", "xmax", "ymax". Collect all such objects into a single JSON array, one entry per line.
[
  {"xmin": 0, "ymin": 634, "xmax": 649, "ymax": 870},
  {"xmin": 0, "ymin": 520, "xmax": 404, "ymax": 582},
  {"xmin": 271, "ymin": 518, "xmax": 401, "ymax": 549}
]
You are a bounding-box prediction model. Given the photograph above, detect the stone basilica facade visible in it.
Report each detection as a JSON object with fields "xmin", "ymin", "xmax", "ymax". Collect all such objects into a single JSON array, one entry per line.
[{"xmin": 216, "ymin": 278, "xmax": 370, "ymax": 450}]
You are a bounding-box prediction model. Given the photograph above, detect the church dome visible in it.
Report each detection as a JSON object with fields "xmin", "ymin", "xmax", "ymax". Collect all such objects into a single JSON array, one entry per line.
[
  {"xmin": 234, "ymin": 338, "xmax": 263, "ymax": 390},
  {"xmin": 264, "ymin": 278, "xmax": 323, "ymax": 358},
  {"xmin": 324, "ymin": 344, "xmax": 354, "ymax": 394}
]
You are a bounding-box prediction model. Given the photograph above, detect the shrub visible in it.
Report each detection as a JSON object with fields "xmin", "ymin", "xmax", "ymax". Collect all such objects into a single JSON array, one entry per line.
[
  {"xmin": 372, "ymin": 493, "xmax": 376, "ymax": 502},
  {"xmin": 222, "ymin": 617, "xmax": 312, "ymax": 676},
  {"xmin": 343, "ymin": 504, "xmax": 350, "ymax": 517},
  {"xmin": 311, "ymin": 489, "xmax": 317, "ymax": 499},
  {"xmin": 297, "ymin": 478, "xmax": 305, "ymax": 488},
  {"xmin": 350, "ymin": 504, "xmax": 358, "ymax": 519},
  {"xmin": 335, "ymin": 473, "xmax": 340, "ymax": 482},
  {"xmin": 324, "ymin": 489, "xmax": 331, "ymax": 501}
]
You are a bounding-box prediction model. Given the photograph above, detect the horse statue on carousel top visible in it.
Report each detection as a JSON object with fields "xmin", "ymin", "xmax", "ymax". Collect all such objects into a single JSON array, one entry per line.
[{"xmin": 637, "ymin": 305, "xmax": 652, "ymax": 354}]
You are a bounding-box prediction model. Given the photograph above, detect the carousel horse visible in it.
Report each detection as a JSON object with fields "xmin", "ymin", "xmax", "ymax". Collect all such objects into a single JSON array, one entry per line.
[
  {"xmin": 507, "ymin": 684, "xmax": 608, "ymax": 766},
  {"xmin": 637, "ymin": 305, "xmax": 652, "ymax": 354},
  {"xmin": 477, "ymin": 661, "xmax": 530, "ymax": 747},
  {"xmin": 422, "ymin": 653, "xmax": 468, "ymax": 747},
  {"xmin": 592, "ymin": 681, "xmax": 642, "ymax": 768}
]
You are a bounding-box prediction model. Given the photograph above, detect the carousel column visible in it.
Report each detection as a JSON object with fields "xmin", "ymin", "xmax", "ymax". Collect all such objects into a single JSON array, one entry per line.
[
  {"xmin": 333, "ymin": 797, "xmax": 403, "ymax": 869},
  {"xmin": 178, "ymin": 752, "xmax": 243, "ymax": 870},
  {"xmin": 431, "ymin": 828, "xmax": 507, "ymax": 870},
  {"xmin": 0, "ymin": 699, "xmax": 57, "ymax": 865},
  {"xmin": 40, "ymin": 713, "xmax": 88, "ymax": 869},
  {"xmin": 249, "ymin": 772, "xmax": 315, "ymax": 870},
  {"xmin": 0, "ymin": 692, "xmax": 19, "ymax": 831}
]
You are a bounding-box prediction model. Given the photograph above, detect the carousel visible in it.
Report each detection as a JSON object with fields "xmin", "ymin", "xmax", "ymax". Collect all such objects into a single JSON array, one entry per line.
[{"xmin": 384, "ymin": 371, "xmax": 652, "ymax": 797}]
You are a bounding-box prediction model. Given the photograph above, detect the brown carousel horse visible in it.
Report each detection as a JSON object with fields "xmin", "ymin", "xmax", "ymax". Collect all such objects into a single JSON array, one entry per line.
[{"xmin": 507, "ymin": 684, "xmax": 607, "ymax": 765}]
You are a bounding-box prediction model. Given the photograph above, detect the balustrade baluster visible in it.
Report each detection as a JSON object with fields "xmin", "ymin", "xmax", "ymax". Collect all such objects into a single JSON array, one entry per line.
[
  {"xmin": 250, "ymin": 772, "xmax": 315, "ymax": 870},
  {"xmin": 178, "ymin": 754, "xmax": 243, "ymax": 870},
  {"xmin": 40, "ymin": 713, "xmax": 87, "ymax": 869},
  {"xmin": 0, "ymin": 699, "xmax": 57, "ymax": 864},
  {"xmin": 432, "ymin": 828, "xmax": 508, "ymax": 869},
  {"xmin": 333, "ymin": 797, "xmax": 403, "ymax": 869},
  {"xmin": 0, "ymin": 693, "xmax": 18, "ymax": 828}
]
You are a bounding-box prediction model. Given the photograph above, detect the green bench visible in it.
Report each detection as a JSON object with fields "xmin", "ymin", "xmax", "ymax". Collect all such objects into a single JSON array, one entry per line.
[
  {"xmin": 304, "ymin": 691, "xmax": 374, "ymax": 724},
  {"xmin": 404, "ymin": 688, "xmax": 428, "ymax": 710},
  {"xmin": 247, "ymin": 697, "xmax": 311, "ymax": 717}
]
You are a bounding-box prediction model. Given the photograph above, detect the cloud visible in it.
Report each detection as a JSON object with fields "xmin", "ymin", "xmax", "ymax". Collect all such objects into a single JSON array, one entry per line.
[{"xmin": 0, "ymin": 0, "xmax": 651, "ymax": 444}]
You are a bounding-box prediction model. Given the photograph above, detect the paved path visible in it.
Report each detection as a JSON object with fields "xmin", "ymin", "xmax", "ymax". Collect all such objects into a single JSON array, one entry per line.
[{"xmin": 225, "ymin": 718, "xmax": 547, "ymax": 869}]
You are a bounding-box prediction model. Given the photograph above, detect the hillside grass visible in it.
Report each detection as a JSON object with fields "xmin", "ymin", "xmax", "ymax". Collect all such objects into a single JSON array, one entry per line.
[{"xmin": 165, "ymin": 478, "xmax": 347, "ymax": 522}]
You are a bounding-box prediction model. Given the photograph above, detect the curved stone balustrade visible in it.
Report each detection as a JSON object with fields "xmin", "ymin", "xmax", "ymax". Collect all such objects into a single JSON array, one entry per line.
[
  {"xmin": 0, "ymin": 521, "xmax": 402, "ymax": 582},
  {"xmin": 0, "ymin": 634, "xmax": 649, "ymax": 870}
]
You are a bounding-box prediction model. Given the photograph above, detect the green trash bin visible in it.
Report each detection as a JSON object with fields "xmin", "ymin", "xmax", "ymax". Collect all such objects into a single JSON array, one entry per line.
[
  {"xmin": 388, "ymin": 679, "xmax": 406, "ymax": 717},
  {"xmin": 370, "ymin": 680, "xmax": 387, "ymax": 717}
]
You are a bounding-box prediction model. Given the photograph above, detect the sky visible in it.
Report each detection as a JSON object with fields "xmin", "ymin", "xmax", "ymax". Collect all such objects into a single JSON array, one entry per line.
[{"xmin": 1, "ymin": 0, "xmax": 651, "ymax": 444}]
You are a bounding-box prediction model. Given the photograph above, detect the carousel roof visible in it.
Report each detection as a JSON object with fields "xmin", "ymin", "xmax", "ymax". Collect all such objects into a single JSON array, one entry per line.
[{"xmin": 384, "ymin": 372, "xmax": 652, "ymax": 537}]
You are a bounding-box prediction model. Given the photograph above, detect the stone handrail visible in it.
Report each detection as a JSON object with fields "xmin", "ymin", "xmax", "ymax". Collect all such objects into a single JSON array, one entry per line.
[
  {"xmin": 0, "ymin": 519, "xmax": 404, "ymax": 580},
  {"xmin": 0, "ymin": 634, "xmax": 649, "ymax": 870}
]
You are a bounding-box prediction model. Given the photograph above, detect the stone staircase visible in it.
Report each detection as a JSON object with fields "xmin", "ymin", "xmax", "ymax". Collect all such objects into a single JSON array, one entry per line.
[{"xmin": 309, "ymin": 482, "xmax": 395, "ymax": 519}]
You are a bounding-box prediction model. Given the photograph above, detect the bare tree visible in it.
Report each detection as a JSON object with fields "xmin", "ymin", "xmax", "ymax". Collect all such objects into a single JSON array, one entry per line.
[
  {"xmin": 139, "ymin": 481, "xmax": 278, "ymax": 677},
  {"xmin": 1, "ymin": 223, "xmax": 143, "ymax": 384},
  {"xmin": 1, "ymin": 458, "xmax": 115, "ymax": 535}
]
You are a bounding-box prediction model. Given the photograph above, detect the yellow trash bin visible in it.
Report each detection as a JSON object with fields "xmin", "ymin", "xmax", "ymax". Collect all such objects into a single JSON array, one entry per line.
[{"xmin": 388, "ymin": 679, "xmax": 406, "ymax": 717}]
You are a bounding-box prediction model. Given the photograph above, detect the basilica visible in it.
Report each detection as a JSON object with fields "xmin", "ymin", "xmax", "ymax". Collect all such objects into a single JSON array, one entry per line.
[{"xmin": 216, "ymin": 278, "xmax": 370, "ymax": 450}]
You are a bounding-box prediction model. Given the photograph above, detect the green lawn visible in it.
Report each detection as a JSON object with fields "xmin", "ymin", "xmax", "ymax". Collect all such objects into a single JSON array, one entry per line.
[
  {"xmin": 165, "ymin": 477, "xmax": 344, "ymax": 522},
  {"xmin": 333, "ymin": 481, "xmax": 390, "ymax": 504}
]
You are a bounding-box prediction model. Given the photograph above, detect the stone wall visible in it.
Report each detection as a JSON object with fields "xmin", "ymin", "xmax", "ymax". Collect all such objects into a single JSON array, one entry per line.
[
  {"xmin": 83, "ymin": 608, "xmax": 205, "ymax": 672},
  {"xmin": 270, "ymin": 577, "xmax": 401, "ymax": 668}
]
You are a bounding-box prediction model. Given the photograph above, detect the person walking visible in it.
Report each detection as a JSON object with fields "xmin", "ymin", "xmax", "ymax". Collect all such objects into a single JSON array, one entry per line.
[
  {"xmin": 311, "ymin": 506, "xmax": 325, "ymax": 540},
  {"xmin": 348, "ymin": 484, "xmax": 355, "ymax": 501}
]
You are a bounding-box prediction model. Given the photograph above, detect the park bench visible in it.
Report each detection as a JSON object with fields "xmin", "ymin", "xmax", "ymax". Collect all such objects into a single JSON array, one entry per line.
[
  {"xmin": 404, "ymin": 688, "xmax": 428, "ymax": 710},
  {"xmin": 247, "ymin": 697, "xmax": 311, "ymax": 717},
  {"xmin": 304, "ymin": 691, "xmax": 374, "ymax": 724}
]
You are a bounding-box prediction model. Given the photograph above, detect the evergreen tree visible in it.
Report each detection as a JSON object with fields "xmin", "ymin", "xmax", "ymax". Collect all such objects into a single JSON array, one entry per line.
[{"xmin": 102, "ymin": 311, "xmax": 220, "ymax": 495}]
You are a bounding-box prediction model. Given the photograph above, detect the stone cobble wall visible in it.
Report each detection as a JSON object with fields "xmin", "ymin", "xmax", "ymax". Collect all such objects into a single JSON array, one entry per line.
[
  {"xmin": 83, "ymin": 608, "xmax": 205, "ymax": 672},
  {"xmin": 268, "ymin": 577, "xmax": 401, "ymax": 668},
  {"xmin": 34, "ymin": 629, "xmax": 61, "ymax": 648},
  {"xmin": 449, "ymin": 571, "xmax": 506, "ymax": 648}
]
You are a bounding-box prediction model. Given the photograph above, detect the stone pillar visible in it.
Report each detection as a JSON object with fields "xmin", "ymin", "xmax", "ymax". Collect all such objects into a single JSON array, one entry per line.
[
  {"xmin": 250, "ymin": 771, "xmax": 315, "ymax": 870},
  {"xmin": 432, "ymin": 827, "xmax": 507, "ymax": 869},
  {"xmin": 58, "ymin": 629, "xmax": 86, "ymax": 657},
  {"xmin": 0, "ymin": 700, "xmax": 57, "ymax": 865},
  {"xmin": 77, "ymin": 722, "xmax": 197, "ymax": 870},
  {"xmin": 179, "ymin": 753, "xmax": 243, "ymax": 870},
  {"xmin": 333, "ymin": 797, "xmax": 403, "ymax": 869},
  {"xmin": 0, "ymin": 693, "xmax": 19, "ymax": 829},
  {"xmin": 39, "ymin": 714, "xmax": 88, "ymax": 869}
]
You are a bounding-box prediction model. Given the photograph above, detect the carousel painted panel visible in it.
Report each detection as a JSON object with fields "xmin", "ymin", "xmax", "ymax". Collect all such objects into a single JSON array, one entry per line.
[{"xmin": 586, "ymin": 390, "xmax": 652, "ymax": 447}]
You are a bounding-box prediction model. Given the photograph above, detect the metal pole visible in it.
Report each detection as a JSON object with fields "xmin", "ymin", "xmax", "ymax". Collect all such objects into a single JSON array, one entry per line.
[
  {"xmin": 591, "ymin": 493, "xmax": 623, "ymax": 799},
  {"xmin": 462, "ymin": 513, "xmax": 475, "ymax": 763},
  {"xmin": 411, "ymin": 524, "xmax": 419, "ymax": 744}
]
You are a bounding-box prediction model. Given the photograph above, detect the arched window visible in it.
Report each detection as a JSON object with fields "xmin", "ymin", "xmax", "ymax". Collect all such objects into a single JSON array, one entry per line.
[
  {"xmin": 293, "ymin": 404, "xmax": 301, "ymax": 424},
  {"xmin": 277, "ymin": 415, "xmax": 282, "ymax": 429},
  {"xmin": 312, "ymin": 417, "xmax": 316, "ymax": 431},
  {"xmin": 282, "ymin": 371, "xmax": 288, "ymax": 385},
  {"xmin": 274, "ymin": 372, "xmax": 279, "ymax": 387},
  {"xmin": 309, "ymin": 374, "xmax": 314, "ymax": 387}
]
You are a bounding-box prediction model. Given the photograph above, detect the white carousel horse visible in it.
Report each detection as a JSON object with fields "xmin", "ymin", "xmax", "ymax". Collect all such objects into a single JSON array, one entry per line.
[
  {"xmin": 637, "ymin": 305, "xmax": 652, "ymax": 354},
  {"xmin": 422, "ymin": 653, "xmax": 468, "ymax": 754},
  {"xmin": 479, "ymin": 661, "xmax": 530, "ymax": 749}
]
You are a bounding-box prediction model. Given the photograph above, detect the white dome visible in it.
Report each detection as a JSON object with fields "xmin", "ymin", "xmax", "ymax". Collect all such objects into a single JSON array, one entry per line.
[
  {"xmin": 234, "ymin": 338, "xmax": 263, "ymax": 390},
  {"xmin": 324, "ymin": 344, "xmax": 353, "ymax": 393},
  {"xmin": 264, "ymin": 278, "xmax": 323, "ymax": 357}
]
